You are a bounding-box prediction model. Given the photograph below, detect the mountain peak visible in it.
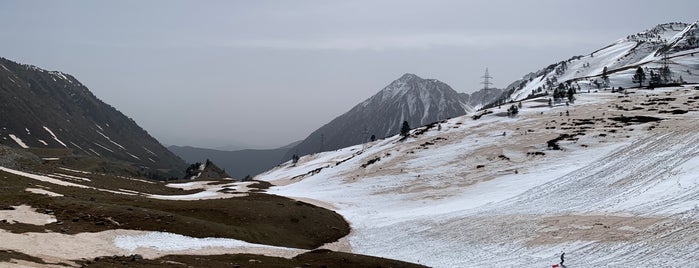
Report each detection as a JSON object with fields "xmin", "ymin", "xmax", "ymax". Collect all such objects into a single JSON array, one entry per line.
[{"xmin": 397, "ymin": 73, "xmax": 423, "ymax": 81}]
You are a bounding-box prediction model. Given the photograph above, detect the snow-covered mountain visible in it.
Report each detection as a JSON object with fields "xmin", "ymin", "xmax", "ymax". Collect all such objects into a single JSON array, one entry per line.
[
  {"xmin": 284, "ymin": 73, "xmax": 473, "ymax": 159},
  {"xmin": 0, "ymin": 57, "xmax": 186, "ymax": 174},
  {"xmin": 494, "ymin": 21, "xmax": 699, "ymax": 105}
]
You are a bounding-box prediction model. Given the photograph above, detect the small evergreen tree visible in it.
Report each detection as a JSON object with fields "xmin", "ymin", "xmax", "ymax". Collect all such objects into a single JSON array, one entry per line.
[
  {"xmin": 649, "ymin": 70, "xmax": 662, "ymax": 88},
  {"xmin": 601, "ymin": 66, "xmax": 610, "ymax": 86},
  {"xmin": 567, "ymin": 88, "xmax": 575, "ymax": 103},
  {"xmin": 659, "ymin": 66, "xmax": 672, "ymax": 83},
  {"xmin": 507, "ymin": 105, "xmax": 519, "ymax": 117},
  {"xmin": 400, "ymin": 121, "xmax": 411, "ymax": 137},
  {"xmin": 632, "ymin": 67, "xmax": 646, "ymax": 87},
  {"xmin": 370, "ymin": 134, "xmax": 376, "ymax": 142}
]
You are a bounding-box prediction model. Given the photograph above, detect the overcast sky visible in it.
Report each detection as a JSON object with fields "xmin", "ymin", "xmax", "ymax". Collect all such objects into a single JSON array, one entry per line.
[{"xmin": 1, "ymin": 1, "xmax": 697, "ymax": 149}]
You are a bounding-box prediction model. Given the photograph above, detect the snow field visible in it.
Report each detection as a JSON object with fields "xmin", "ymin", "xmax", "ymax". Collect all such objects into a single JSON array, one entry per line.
[{"xmin": 260, "ymin": 88, "xmax": 699, "ymax": 267}]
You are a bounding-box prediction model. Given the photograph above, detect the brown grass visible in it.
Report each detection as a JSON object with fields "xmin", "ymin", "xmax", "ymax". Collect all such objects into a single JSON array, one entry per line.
[
  {"xmin": 77, "ymin": 250, "xmax": 428, "ymax": 268},
  {"xmin": 0, "ymin": 170, "xmax": 349, "ymax": 250}
]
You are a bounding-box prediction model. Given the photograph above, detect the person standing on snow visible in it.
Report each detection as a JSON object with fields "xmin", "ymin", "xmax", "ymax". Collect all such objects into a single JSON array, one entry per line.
[{"xmin": 560, "ymin": 252, "xmax": 565, "ymax": 267}]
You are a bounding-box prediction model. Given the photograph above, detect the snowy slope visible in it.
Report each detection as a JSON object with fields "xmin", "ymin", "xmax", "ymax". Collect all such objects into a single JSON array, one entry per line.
[
  {"xmin": 257, "ymin": 86, "xmax": 699, "ymax": 267},
  {"xmin": 500, "ymin": 22, "xmax": 699, "ymax": 103}
]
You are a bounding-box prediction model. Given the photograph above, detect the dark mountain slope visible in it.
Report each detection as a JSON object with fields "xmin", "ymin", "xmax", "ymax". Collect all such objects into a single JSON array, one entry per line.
[{"xmin": 0, "ymin": 57, "xmax": 186, "ymax": 174}]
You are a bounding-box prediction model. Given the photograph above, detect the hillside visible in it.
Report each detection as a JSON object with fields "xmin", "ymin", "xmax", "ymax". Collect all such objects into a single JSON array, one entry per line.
[
  {"xmin": 493, "ymin": 21, "xmax": 699, "ymax": 105},
  {"xmin": 284, "ymin": 73, "xmax": 473, "ymax": 160},
  {"xmin": 0, "ymin": 149, "xmax": 426, "ymax": 267},
  {"xmin": 0, "ymin": 57, "xmax": 186, "ymax": 175},
  {"xmin": 257, "ymin": 85, "xmax": 699, "ymax": 267}
]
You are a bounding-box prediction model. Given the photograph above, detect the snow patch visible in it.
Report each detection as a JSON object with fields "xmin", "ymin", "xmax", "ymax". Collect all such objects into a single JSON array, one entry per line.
[
  {"xmin": 43, "ymin": 126, "xmax": 67, "ymax": 148},
  {"xmin": 96, "ymin": 130, "xmax": 126, "ymax": 150},
  {"xmin": 0, "ymin": 205, "xmax": 57, "ymax": 225},
  {"xmin": 114, "ymin": 231, "xmax": 294, "ymax": 252},
  {"xmin": 88, "ymin": 148, "xmax": 101, "ymax": 156},
  {"xmin": 49, "ymin": 173, "xmax": 91, "ymax": 182},
  {"xmin": 57, "ymin": 167, "xmax": 92, "ymax": 174},
  {"xmin": 93, "ymin": 142, "xmax": 114, "ymax": 153},
  {"xmin": 143, "ymin": 147, "xmax": 157, "ymax": 156},
  {"xmin": 126, "ymin": 152, "xmax": 141, "ymax": 160},
  {"xmin": 26, "ymin": 188, "xmax": 63, "ymax": 197},
  {"xmin": 8, "ymin": 134, "xmax": 29, "ymax": 148}
]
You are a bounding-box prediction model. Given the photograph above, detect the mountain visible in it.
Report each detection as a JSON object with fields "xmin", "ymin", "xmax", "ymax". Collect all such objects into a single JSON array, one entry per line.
[
  {"xmin": 491, "ymin": 21, "xmax": 699, "ymax": 105},
  {"xmin": 169, "ymin": 140, "xmax": 301, "ymax": 179},
  {"xmin": 284, "ymin": 73, "xmax": 473, "ymax": 160},
  {"xmin": 0, "ymin": 57, "xmax": 186, "ymax": 174}
]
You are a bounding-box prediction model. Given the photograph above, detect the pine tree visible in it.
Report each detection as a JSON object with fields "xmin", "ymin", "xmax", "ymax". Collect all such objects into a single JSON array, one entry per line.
[
  {"xmin": 400, "ymin": 121, "xmax": 411, "ymax": 137},
  {"xmin": 650, "ymin": 70, "xmax": 662, "ymax": 88},
  {"xmin": 659, "ymin": 66, "xmax": 672, "ymax": 83},
  {"xmin": 508, "ymin": 105, "xmax": 519, "ymax": 117},
  {"xmin": 567, "ymin": 88, "xmax": 575, "ymax": 103},
  {"xmin": 632, "ymin": 67, "xmax": 646, "ymax": 87},
  {"xmin": 601, "ymin": 66, "xmax": 610, "ymax": 86}
]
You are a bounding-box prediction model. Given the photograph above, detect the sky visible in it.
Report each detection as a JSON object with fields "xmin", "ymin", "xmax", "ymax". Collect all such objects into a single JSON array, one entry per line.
[{"xmin": 0, "ymin": 0, "xmax": 697, "ymax": 149}]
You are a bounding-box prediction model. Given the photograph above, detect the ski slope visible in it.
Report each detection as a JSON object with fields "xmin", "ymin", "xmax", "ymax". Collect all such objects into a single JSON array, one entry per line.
[{"xmin": 257, "ymin": 87, "xmax": 699, "ymax": 267}]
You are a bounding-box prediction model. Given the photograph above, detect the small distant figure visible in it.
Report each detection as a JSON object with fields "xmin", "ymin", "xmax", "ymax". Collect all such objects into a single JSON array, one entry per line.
[
  {"xmin": 560, "ymin": 252, "xmax": 566, "ymax": 267},
  {"xmin": 502, "ymin": 131, "xmax": 506, "ymax": 137}
]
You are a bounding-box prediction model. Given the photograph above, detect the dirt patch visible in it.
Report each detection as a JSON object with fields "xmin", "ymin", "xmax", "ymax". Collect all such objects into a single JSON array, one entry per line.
[
  {"xmin": 609, "ymin": 116, "xmax": 663, "ymax": 124},
  {"xmin": 528, "ymin": 214, "xmax": 666, "ymax": 246}
]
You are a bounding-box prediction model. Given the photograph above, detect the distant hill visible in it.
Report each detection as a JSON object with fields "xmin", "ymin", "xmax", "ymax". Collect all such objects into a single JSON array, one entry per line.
[
  {"xmin": 168, "ymin": 141, "xmax": 301, "ymax": 178},
  {"xmin": 0, "ymin": 57, "xmax": 186, "ymax": 175},
  {"xmin": 461, "ymin": 87, "xmax": 504, "ymax": 110},
  {"xmin": 284, "ymin": 73, "xmax": 473, "ymax": 160}
]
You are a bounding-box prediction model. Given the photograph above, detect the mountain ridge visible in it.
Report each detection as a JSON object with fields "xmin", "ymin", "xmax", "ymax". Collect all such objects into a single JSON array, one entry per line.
[{"xmin": 0, "ymin": 57, "xmax": 187, "ymax": 176}]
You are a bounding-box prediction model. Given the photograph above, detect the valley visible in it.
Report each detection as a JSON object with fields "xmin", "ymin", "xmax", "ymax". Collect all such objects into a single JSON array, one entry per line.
[{"xmin": 0, "ymin": 8, "xmax": 697, "ymax": 267}]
